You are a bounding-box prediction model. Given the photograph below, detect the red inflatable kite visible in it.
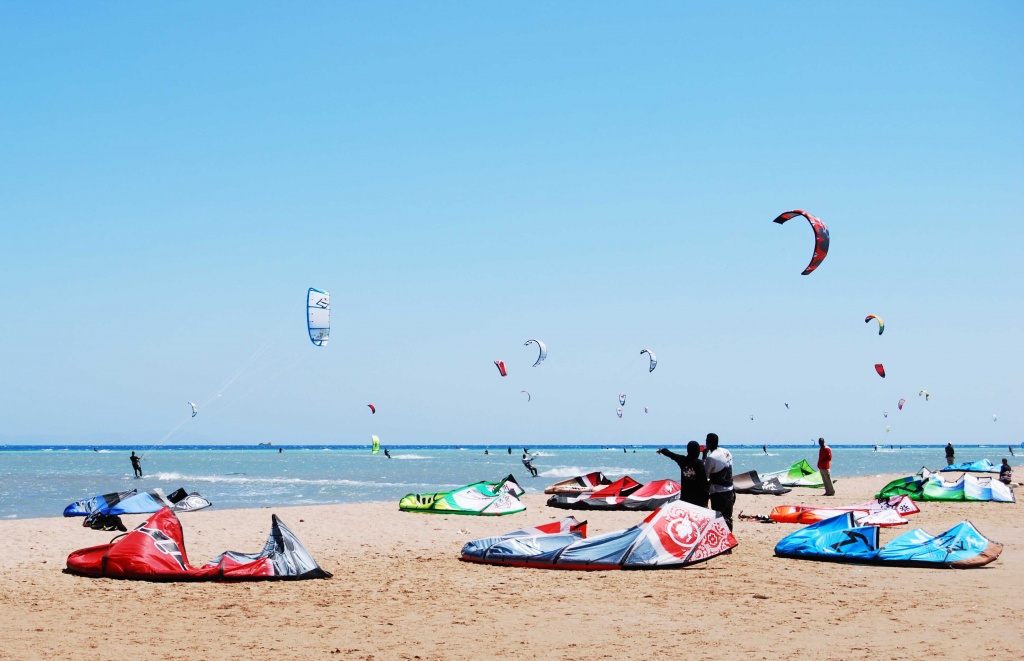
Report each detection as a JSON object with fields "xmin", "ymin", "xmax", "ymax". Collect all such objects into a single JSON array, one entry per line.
[
  {"xmin": 874, "ymin": 363, "xmax": 886, "ymax": 378},
  {"xmin": 494, "ymin": 360, "xmax": 507, "ymax": 377}
]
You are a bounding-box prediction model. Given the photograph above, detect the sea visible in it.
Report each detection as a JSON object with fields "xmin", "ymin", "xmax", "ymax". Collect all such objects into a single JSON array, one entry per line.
[{"xmin": 1, "ymin": 443, "xmax": 1018, "ymax": 519}]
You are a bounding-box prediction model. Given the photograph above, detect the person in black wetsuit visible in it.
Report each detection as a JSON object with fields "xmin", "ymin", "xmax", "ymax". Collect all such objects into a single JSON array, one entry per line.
[
  {"xmin": 130, "ymin": 451, "xmax": 142, "ymax": 478},
  {"xmin": 384, "ymin": 448, "xmax": 391, "ymax": 459},
  {"xmin": 945, "ymin": 443, "xmax": 955, "ymax": 466},
  {"xmin": 657, "ymin": 441, "xmax": 709, "ymax": 508}
]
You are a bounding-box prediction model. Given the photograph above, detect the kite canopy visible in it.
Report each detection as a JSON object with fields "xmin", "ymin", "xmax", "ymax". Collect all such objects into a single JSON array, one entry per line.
[
  {"xmin": 919, "ymin": 390, "xmax": 931, "ymax": 401},
  {"xmin": 64, "ymin": 488, "xmax": 211, "ymax": 522},
  {"xmin": 494, "ymin": 360, "xmax": 507, "ymax": 377},
  {"xmin": 547, "ymin": 477, "xmax": 680, "ymax": 511},
  {"xmin": 774, "ymin": 512, "xmax": 1002, "ymax": 568},
  {"xmin": 619, "ymin": 393, "xmax": 626, "ymax": 406},
  {"xmin": 941, "ymin": 459, "xmax": 999, "ymax": 473},
  {"xmin": 898, "ymin": 398, "xmax": 906, "ymax": 410},
  {"xmin": 616, "ymin": 407, "xmax": 623, "ymax": 419},
  {"xmin": 874, "ymin": 364, "xmax": 886, "ymax": 378},
  {"xmin": 524, "ymin": 339, "xmax": 547, "ymax": 367},
  {"xmin": 189, "ymin": 401, "xmax": 197, "ymax": 418},
  {"xmin": 865, "ymin": 314, "xmax": 884, "ymax": 335},
  {"xmin": 544, "ymin": 472, "xmax": 613, "ymax": 495},
  {"xmin": 769, "ymin": 496, "xmax": 920, "ymax": 526},
  {"xmin": 66, "ymin": 507, "xmax": 332, "ymax": 581},
  {"xmin": 877, "ymin": 471, "xmax": 1015, "ymax": 502},
  {"xmin": 306, "ymin": 288, "xmax": 330, "ymax": 347},
  {"xmin": 399, "ymin": 475, "xmax": 526, "ymax": 515},
  {"xmin": 367, "ymin": 404, "xmax": 376, "ymax": 414},
  {"xmin": 772, "ymin": 209, "xmax": 830, "ymax": 275},
  {"xmin": 761, "ymin": 460, "xmax": 824, "ymax": 488},
  {"xmin": 461, "ymin": 501, "xmax": 736, "ymax": 570},
  {"xmin": 521, "ymin": 390, "xmax": 531, "ymax": 402},
  {"xmin": 733, "ymin": 471, "xmax": 792, "ymax": 496},
  {"xmin": 371, "ymin": 435, "xmax": 380, "ymax": 455},
  {"xmin": 640, "ymin": 348, "xmax": 657, "ymax": 373}
]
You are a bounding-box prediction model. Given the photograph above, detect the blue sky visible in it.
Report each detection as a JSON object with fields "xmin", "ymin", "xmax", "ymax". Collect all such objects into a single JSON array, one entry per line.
[{"xmin": 1, "ymin": 3, "xmax": 1021, "ymax": 445}]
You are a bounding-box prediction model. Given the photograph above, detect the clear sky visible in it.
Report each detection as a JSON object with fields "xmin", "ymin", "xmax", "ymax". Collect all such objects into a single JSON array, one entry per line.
[{"xmin": 1, "ymin": 3, "xmax": 1021, "ymax": 446}]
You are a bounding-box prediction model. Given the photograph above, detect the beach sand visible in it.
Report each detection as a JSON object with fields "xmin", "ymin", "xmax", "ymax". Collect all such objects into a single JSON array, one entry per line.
[{"xmin": 0, "ymin": 473, "xmax": 1020, "ymax": 660}]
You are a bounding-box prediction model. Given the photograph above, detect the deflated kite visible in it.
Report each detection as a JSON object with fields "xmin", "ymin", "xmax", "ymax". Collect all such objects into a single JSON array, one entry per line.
[{"xmin": 772, "ymin": 210, "xmax": 830, "ymax": 275}]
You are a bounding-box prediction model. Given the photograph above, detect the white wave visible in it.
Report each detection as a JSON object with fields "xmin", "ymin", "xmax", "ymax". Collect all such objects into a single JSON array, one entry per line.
[
  {"xmin": 532, "ymin": 451, "xmax": 556, "ymax": 457},
  {"xmin": 42, "ymin": 449, "xmax": 53, "ymax": 452},
  {"xmin": 390, "ymin": 454, "xmax": 430, "ymax": 460},
  {"xmin": 149, "ymin": 471, "xmax": 444, "ymax": 488},
  {"xmin": 3, "ymin": 514, "xmax": 16, "ymax": 519},
  {"xmin": 538, "ymin": 466, "xmax": 647, "ymax": 478},
  {"xmin": 97, "ymin": 449, "xmax": 112, "ymax": 453}
]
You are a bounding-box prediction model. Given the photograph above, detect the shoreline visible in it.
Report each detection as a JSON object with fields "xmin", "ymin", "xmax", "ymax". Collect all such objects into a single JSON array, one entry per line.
[{"xmin": 2, "ymin": 473, "xmax": 1021, "ymax": 659}]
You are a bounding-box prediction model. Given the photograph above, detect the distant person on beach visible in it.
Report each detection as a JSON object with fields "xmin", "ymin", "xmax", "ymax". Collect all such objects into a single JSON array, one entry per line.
[
  {"xmin": 945, "ymin": 443, "xmax": 955, "ymax": 466},
  {"xmin": 657, "ymin": 441, "xmax": 709, "ymax": 508},
  {"xmin": 130, "ymin": 451, "xmax": 142, "ymax": 478},
  {"xmin": 522, "ymin": 453, "xmax": 538, "ymax": 477},
  {"xmin": 818, "ymin": 438, "xmax": 835, "ymax": 496},
  {"xmin": 384, "ymin": 448, "xmax": 391, "ymax": 459},
  {"xmin": 999, "ymin": 458, "xmax": 1012, "ymax": 485},
  {"xmin": 703, "ymin": 433, "xmax": 734, "ymax": 531}
]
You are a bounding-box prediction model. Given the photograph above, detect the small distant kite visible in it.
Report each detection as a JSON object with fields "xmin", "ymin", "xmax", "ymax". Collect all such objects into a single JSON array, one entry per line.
[
  {"xmin": 616, "ymin": 407, "xmax": 623, "ymax": 419},
  {"xmin": 874, "ymin": 364, "xmax": 886, "ymax": 378},
  {"xmin": 189, "ymin": 402, "xmax": 197, "ymax": 418},
  {"xmin": 494, "ymin": 360, "xmax": 507, "ymax": 377},
  {"xmin": 644, "ymin": 406, "xmax": 649, "ymax": 413},
  {"xmin": 785, "ymin": 403, "xmax": 790, "ymax": 409},
  {"xmin": 886, "ymin": 425, "xmax": 891, "ymax": 433},
  {"xmin": 640, "ymin": 349, "xmax": 657, "ymax": 373},
  {"xmin": 883, "ymin": 411, "xmax": 888, "ymax": 418},
  {"xmin": 367, "ymin": 404, "xmax": 376, "ymax": 414},
  {"xmin": 993, "ymin": 414, "xmax": 997, "ymax": 422},
  {"xmin": 749, "ymin": 415, "xmax": 754, "ymax": 421},
  {"xmin": 919, "ymin": 390, "xmax": 930, "ymax": 401},
  {"xmin": 865, "ymin": 314, "xmax": 884, "ymax": 335},
  {"xmin": 898, "ymin": 398, "xmax": 906, "ymax": 411},
  {"xmin": 619, "ymin": 394, "xmax": 626, "ymax": 406},
  {"xmin": 521, "ymin": 390, "xmax": 531, "ymax": 402},
  {"xmin": 524, "ymin": 339, "xmax": 547, "ymax": 367},
  {"xmin": 772, "ymin": 209, "xmax": 830, "ymax": 275}
]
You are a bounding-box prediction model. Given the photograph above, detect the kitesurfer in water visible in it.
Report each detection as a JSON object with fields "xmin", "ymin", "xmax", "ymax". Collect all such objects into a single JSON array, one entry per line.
[
  {"xmin": 130, "ymin": 451, "xmax": 142, "ymax": 478},
  {"xmin": 507, "ymin": 447, "xmax": 512, "ymax": 455},
  {"xmin": 522, "ymin": 453, "xmax": 538, "ymax": 477},
  {"xmin": 945, "ymin": 443, "xmax": 955, "ymax": 466},
  {"xmin": 818, "ymin": 438, "xmax": 835, "ymax": 496},
  {"xmin": 1009, "ymin": 446, "xmax": 1014, "ymax": 457},
  {"xmin": 484, "ymin": 449, "xmax": 489, "ymax": 455},
  {"xmin": 999, "ymin": 459, "xmax": 1012, "ymax": 485},
  {"xmin": 657, "ymin": 441, "xmax": 709, "ymax": 508},
  {"xmin": 384, "ymin": 448, "xmax": 391, "ymax": 459},
  {"xmin": 703, "ymin": 433, "xmax": 734, "ymax": 531},
  {"xmin": 762, "ymin": 445, "xmax": 767, "ymax": 455}
]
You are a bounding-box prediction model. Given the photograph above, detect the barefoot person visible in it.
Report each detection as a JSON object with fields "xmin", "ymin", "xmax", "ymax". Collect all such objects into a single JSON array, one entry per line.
[
  {"xmin": 129, "ymin": 451, "xmax": 142, "ymax": 478},
  {"xmin": 703, "ymin": 433, "xmax": 735, "ymax": 531},
  {"xmin": 818, "ymin": 438, "xmax": 835, "ymax": 496}
]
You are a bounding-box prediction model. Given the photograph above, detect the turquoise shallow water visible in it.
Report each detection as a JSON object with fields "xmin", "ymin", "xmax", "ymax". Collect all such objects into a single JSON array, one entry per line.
[{"xmin": 1, "ymin": 444, "xmax": 1017, "ymax": 518}]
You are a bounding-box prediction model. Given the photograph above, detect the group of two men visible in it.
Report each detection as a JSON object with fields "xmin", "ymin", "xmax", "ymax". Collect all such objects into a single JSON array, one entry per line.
[{"xmin": 659, "ymin": 434, "xmax": 836, "ymax": 531}]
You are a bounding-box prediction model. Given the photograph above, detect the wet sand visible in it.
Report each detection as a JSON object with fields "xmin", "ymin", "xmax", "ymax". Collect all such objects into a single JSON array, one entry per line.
[{"xmin": 0, "ymin": 473, "xmax": 1020, "ymax": 660}]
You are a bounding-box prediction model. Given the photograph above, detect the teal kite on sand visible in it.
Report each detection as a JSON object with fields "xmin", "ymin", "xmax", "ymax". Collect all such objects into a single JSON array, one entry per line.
[
  {"xmin": 877, "ymin": 469, "xmax": 1015, "ymax": 502},
  {"xmin": 399, "ymin": 475, "xmax": 526, "ymax": 515}
]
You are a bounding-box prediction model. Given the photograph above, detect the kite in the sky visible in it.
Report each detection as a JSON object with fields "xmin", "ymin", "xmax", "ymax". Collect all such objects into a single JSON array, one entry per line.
[
  {"xmin": 874, "ymin": 364, "xmax": 886, "ymax": 378},
  {"xmin": 521, "ymin": 390, "xmax": 531, "ymax": 402},
  {"xmin": 619, "ymin": 394, "xmax": 626, "ymax": 406},
  {"xmin": 644, "ymin": 406, "xmax": 649, "ymax": 413},
  {"xmin": 883, "ymin": 411, "xmax": 888, "ymax": 418},
  {"xmin": 772, "ymin": 210, "xmax": 830, "ymax": 275},
  {"xmin": 785, "ymin": 403, "xmax": 790, "ymax": 409},
  {"xmin": 367, "ymin": 404, "xmax": 376, "ymax": 414},
  {"xmin": 886, "ymin": 425, "xmax": 891, "ymax": 433},
  {"xmin": 616, "ymin": 407, "xmax": 623, "ymax": 419},
  {"xmin": 371, "ymin": 435, "xmax": 380, "ymax": 455},
  {"xmin": 494, "ymin": 360, "xmax": 507, "ymax": 377},
  {"xmin": 749, "ymin": 415, "xmax": 754, "ymax": 421},
  {"xmin": 524, "ymin": 339, "xmax": 547, "ymax": 367},
  {"xmin": 865, "ymin": 314, "xmax": 884, "ymax": 335},
  {"xmin": 898, "ymin": 398, "xmax": 906, "ymax": 411},
  {"xmin": 640, "ymin": 349, "xmax": 657, "ymax": 373},
  {"xmin": 919, "ymin": 390, "xmax": 930, "ymax": 401},
  {"xmin": 189, "ymin": 402, "xmax": 197, "ymax": 418},
  {"xmin": 993, "ymin": 414, "xmax": 997, "ymax": 422},
  {"xmin": 306, "ymin": 288, "xmax": 330, "ymax": 347}
]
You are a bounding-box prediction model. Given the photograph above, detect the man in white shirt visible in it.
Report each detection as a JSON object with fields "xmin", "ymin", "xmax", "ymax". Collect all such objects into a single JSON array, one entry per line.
[{"xmin": 703, "ymin": 433, "xmax": 735, "ymax": 531}]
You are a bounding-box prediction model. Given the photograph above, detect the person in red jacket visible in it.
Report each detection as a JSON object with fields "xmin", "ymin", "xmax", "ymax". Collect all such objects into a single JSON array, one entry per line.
[{"xmin": 817, "ymin": 438, "xmax": 835, "ymax": 496}]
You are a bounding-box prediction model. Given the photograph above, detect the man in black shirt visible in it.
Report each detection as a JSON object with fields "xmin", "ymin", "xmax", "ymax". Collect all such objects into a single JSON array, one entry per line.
[
  {"xmin": 945, "ymin": 443, "xmax": 955, "ymax": 466},
  {"xmin": 657, "ymin": 441, "xmax": 709, "ymax": 508}
]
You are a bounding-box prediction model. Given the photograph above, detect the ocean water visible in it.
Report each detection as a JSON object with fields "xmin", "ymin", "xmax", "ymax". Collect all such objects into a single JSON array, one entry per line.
[{"xmin": 0, "ymin": 444, "xmax": 1016, "ymax": 519}]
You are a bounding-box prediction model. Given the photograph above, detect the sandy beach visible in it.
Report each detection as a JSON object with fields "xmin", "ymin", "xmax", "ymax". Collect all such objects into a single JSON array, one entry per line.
[{"xmin": 1, "ymin": 473, "xmax": 1020, "ymax": 660}]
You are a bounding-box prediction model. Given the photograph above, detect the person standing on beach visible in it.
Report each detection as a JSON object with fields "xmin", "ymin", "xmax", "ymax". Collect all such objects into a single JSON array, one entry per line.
[
  {"xmin": 817, "ymin": 438, "xmax": 835, "ymax": 496},
  {"xmin": 657, "ymin": 441, "xmax": 709, "ymax": 507},
  {"xmin": 945, "ymin": 443, "xmax": 955, "ymax": 466},
  {"xmin": 130, "ymin": 451, "xmax": 142, "ymax": 478},
  {"xmin": 703, "ymin": 433, "xmax": 734, "ymax": 531}
]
